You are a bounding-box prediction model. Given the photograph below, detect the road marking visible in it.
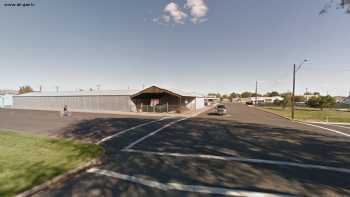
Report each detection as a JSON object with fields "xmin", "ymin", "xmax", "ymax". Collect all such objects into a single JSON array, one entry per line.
[
  {"xmin": 124, "ymin": 149, "xmax": 350, "ymax": 174},
  {"xmin": 121, "ymin": 117, "xmax": 189, "ymax": 150},
  {"xmin": 323, "ymin": 124, "xmax": 350, "ymax": 130},
  {"xmin": 96, "ymin": 117, "xmax": 170, "ymax": 144},
  {"xmin": 295, "ymin": 121, "xmax": 350, "ymax": 138},
  {"xmin": 87, "ymin": 168, "xmax": 297, "ymax": 197}
]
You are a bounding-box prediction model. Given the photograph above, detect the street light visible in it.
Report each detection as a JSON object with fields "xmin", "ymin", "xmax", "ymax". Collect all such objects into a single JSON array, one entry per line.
[{"xmin": 291, "ymin": 59, "xmax": 308, "ymax": 120}]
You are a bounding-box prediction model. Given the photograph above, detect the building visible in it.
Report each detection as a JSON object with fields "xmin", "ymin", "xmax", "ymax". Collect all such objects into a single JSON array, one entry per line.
[
  {"xmin": 250, "ymin": 96, "xmax": 284, "ymax": 104},
  {"xmin": 344, "ymin": 96, "xmax": 350, "ymax": 105},
  {"xmin": 204, "ymin": 96, "xmax": 220, "ymax": 105},
  {"xmin": 131, "ymin": 86, "xmax": 205, "ymax": 112},
  {"xmin": 13, "ymin": 86, "xmax": 205, "ymax": 113},
  {"xmin": 335, "ymin": 96, "xmax": 346, "ymax": 103},
  {"xmin": 0, "ymin": 94, "xmax": 14, "ymax": 108}
]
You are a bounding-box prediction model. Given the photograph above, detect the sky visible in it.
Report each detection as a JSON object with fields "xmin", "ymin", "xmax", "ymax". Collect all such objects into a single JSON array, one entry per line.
[{"xmin": 0, "ymin": 0, "xmax": 349, "ymax": 96}]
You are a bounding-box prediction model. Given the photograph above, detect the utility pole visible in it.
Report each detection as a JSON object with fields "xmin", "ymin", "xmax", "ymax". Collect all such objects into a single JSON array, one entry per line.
[
  {"xmin": 291, "ymin": 64, "xmax": 296, "ymax": 119},
  {"xmin": 255, "ymin": 81, "xmax": 258, "ymax": 106},
  {"xmin": 291, "ymin": 59, "xmax": 308, "ymax": 120}
]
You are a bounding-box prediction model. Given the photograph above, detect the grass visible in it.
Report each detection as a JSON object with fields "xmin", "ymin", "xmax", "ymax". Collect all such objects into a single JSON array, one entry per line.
[
  {"xmin": 260, "ymin": 106, "xmax": 350, "ymax": 123},
  {"xmin": 0, "ymin": 130, "xmax": 102, "ymax": 197}
]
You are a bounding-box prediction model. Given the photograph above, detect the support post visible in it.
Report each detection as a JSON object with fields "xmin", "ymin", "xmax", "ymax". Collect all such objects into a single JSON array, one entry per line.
[
  {"xmin": 292, "ymin": 64, "xmax": 296, "ymax": 120},
  {"xmin": 255, "ymin": 81, "xmax": 258, "ymax": 106}
]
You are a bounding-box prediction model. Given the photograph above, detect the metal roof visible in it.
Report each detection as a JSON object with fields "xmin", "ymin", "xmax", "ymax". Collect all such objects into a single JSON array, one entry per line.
[
  {"xmin": 14, "ymin": 87, "xmax": 204, "ymax": 98},
  {"xmin": 15, "ymin": 90, "xmax": 139, "ymax": 97},
  {"xmin": 168, "ymin": 89, "xmax": 204, "ymax": 97}
]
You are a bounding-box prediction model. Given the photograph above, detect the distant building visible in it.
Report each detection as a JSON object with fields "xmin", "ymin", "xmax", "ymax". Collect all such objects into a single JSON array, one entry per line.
[
  {"xmin": 303, "ymin": 92, "xmax": 320, "ymax": 101},
  {"xmin": 13, "ymin": 86, "xmax": 205, "ymax": 113},
  {"xmin": 0, "ymin": 94, "xmax": 14, "ymax": 108},
  {"xmin": 344, "ymin": 96, "xmax": 350, "ymax": 105},
  {"xmin": 0, "ymin": 89, "xmax": 18, "ymax": 95},
  {"xmin": 250, "ymin": 96, "xmax": 284, "ymax": 104},
  {"xmin": 204, "ymin": 96, "xmax": 220, "ymax": 105},
  {"xmin": 236, "ymin": 96, "xmax": 283, "ymax": 104},
  {"xmin": 335, "ymin": 96, "xmax": 346, "ymax": 103}
]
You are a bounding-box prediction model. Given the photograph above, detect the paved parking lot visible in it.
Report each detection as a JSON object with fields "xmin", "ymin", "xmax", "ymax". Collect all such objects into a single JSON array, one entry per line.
[
  {"xmin": 6, "ymin": 104, "xmax": 350, "ymax": 197},
  {"xmin": 0, "ymin": 108, "xmax": 159, "ymax": 143}
]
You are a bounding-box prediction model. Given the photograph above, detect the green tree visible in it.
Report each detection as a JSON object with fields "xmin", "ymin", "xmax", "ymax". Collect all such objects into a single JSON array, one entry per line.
[
  {"xmin": 319, "ymin": 95, "xmax": 336, "ymax": 111},
  {"xmin": 251, "ymin": 93, "xmax": 262, "ymax": 97},
  {"xmin": 280, "ymin": 95, "xmax": 291, "ymax": 109},
  {"xmin": 241, "ymin": 92, "xmax": 253, "ymax": 98},
  {"xmin": 266, "ymin": 91, "xmax": 280, "ymax": 97},
  {"xmin": 18, "ymin": 86, "xmax": 33, "ymax": 95},
  {"xmin": 294, "ymin": 96, "xmax": 306, "ymax": 103},
  {"xmin": 230, "ymin": 92, "xmax": 240, "ymax": 98},
  {"xmin": 307, "ymin": 96, "xmax": 336, "ymax": 111},
  {"xmin": 307, "ymin": 96, "xmax": 320, "ymax": 108}
]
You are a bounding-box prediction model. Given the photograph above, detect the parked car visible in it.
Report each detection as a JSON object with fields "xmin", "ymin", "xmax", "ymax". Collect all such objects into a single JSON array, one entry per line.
[
  {"xmin": 245, "ymin": 101, "xmax": 253, "ymax": 105},
  {"xmin": 216, "ymin": 104, "xmax": 227, "ymax": 115}
]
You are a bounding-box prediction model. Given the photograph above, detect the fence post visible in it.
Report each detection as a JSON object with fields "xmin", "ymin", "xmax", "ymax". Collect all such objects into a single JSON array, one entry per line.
[{"xmin": 167, "ymin": 102, "xmax": 168, "ymax": 113}]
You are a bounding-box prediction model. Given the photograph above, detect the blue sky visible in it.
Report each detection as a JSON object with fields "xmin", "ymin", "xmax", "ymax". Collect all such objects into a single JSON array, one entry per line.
[{"xmin": 0, "ymin": 0, "xmax": 349, "ymax": 96}]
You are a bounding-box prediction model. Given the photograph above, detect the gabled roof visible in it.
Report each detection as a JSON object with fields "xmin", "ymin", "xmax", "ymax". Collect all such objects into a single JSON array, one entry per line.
[
  {"xmin": 15, "ymin": 90, "xmax": 139, "ymax": 97},
  {"xmin": 131, "ymin": 86, "xmax": 204, "ymax": 98}
]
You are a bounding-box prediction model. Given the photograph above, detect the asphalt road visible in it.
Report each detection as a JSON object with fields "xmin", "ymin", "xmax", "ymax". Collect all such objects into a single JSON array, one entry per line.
[
  {"xmin": 0, "ymin": 108, "xmax": 159, "ymax": 143},
  {"xmin": 22, "ymin": 104, "xmax": 350, "ymax": 196}
]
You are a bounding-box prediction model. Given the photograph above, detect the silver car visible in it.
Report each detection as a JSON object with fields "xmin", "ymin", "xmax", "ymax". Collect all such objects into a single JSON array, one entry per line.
[{"xmin": 216, "ymin": 104, "xmax": 227, "ymax": 115}]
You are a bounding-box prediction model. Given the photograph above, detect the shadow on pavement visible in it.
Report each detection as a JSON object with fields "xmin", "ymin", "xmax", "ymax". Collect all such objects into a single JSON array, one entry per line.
[
  {"xmin": 58, "ymin": 118, "xmax": 154, "ymax": 143},
  {"xmin": 133, "ymin": 118, "xmax": 350, "ymax": 168}
]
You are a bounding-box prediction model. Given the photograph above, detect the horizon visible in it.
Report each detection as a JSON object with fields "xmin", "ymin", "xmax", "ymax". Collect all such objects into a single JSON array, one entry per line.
[{"xmin": 1, "ymin": 0, "xmax": 349, "ymax": 96}]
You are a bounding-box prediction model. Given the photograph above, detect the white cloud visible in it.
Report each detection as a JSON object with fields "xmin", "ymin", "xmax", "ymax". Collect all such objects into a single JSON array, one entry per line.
[
  {"xmin": 164, "ymin": 2, "xmax": 187, "ymax": 24},
  {"xmin": 185, "ymin": 0, "xmax": 208, "ymax": 24},
  {"xmin": 152, "ymin": 1, "xmax": 208, "ymax": 25}
]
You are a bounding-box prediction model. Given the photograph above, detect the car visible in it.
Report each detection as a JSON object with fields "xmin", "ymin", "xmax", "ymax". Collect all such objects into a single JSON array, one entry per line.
[{"xmin": 215, "ymin": 104, "xmax": 227, "ymax": 115}]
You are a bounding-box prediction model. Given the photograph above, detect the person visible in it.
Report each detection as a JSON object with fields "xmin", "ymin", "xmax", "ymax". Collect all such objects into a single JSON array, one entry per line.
[{"xmin": 63, "ymin": 105, "xmax": 69, "ymax": 117}]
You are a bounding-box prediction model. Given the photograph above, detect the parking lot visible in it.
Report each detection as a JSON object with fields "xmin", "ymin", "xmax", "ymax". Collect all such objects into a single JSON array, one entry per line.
[{"xmin": 2, "ymin": 104, "xmax": 350, "ymax": 197}]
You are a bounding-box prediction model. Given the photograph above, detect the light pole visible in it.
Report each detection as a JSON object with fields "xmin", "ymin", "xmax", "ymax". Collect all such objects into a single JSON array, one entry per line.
[{"xmin": 291, "ymin": 59, "xmax": 308, "ymax": 119}]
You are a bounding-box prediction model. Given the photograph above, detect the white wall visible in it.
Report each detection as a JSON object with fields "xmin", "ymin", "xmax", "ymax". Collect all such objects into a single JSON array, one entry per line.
[
  {"xmin": 0, "ymin": 95, "xmax": 13, "ymax": 108},
  {"xmin": 13, "ymin": 95, "xmax": 136, "ymax": 112},
  {"xmin": 195, "ymin": 97, "xmax": 205, "ymax": 110}
]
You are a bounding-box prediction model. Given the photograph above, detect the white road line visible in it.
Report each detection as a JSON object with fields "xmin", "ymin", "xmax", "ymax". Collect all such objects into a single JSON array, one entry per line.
[
  {"xmin": 96, "ymin": 117, "xmax": 170, "ymax": 144},
  {"xmin": 323, "ymin": 124, "xmax": 350, "ymax": 130},
  {"xmin": 295, "ymin": 121, "xmax": 350, "ymax": 138},
  {"xmin": 87, "ymin": 168, "xmax": 297, "ymax": 197},
  {"xmin": 122, "ymin": 117, "xmax": 189, "ymax": 150},
  {"xmin": 124, "ymin": 149, "xmax": 350, "ymax": 174}
]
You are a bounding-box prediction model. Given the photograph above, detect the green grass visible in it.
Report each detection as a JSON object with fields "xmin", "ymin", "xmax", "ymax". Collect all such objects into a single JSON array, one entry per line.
[
  {"xmin": 0, "ymin": 130, "xmax": 102, "ymax": 197},
  {"xmin": 260, "ymin": 106, "xmax": 350, "ymax": 123}
]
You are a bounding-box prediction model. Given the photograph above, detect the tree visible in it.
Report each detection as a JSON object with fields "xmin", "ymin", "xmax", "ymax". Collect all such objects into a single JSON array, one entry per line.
[
  {"xmin": 294, "ymin": 96, "xmax": 306, "ymax": 103},
  {"xmin": 251, "ymin": 93, "xmax": 262, "ymax": 97},
  {"xmin": 320, "ymin": 0, "xmax": 350, "ymax": 14},
  {"xmin": 18, "ymin": 86, "xmax": 33, "ymax": 94},
  {"xmin": 307, "ymin": 96, "xmax": 320, "ymax": 108},
  {"xmin": 281, "ymin": 92, "xmax": 292, "ymax": 97},
  {"xmin": 319, "ymin": 95, "xmax": 336, "ymax": 111},
  {"xmin": 307, "ymin": 96, "xmax": 336, "ymax": 110},
  {"xmin": 230, "ymin": 92, "xmax": 240, "ymax": 98},
  {"xmin": 280, "ymin": 94, "xmax": 291, "ymax": 109},
  {"xmin": 241, "ymin": 92, "xmax": 253, "ymax": 98},
  {"xmin": 266, "ymin": 91, "xmax": 280, "ymax": 97}
]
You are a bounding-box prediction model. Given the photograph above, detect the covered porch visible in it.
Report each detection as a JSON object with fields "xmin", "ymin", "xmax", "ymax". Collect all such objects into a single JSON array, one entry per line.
[{"xmin": 131, "ymin": 86, "xmax": 196, "ymax": 113}]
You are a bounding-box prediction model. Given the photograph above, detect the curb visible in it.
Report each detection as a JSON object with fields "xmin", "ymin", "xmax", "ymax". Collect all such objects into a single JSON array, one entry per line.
[
  {"xmin": 307, "ymin": 121, "xmax": 350, "ymax": 125},
  {"xmin": 253, "ymin": 106, "xmax": 293, "ymax": 121},
  {"xmin": 255, "ymin": 107, "xmax": 350, "ymax": 125},
  {"xmin": 15, "ymin": 154, "xmax": 105, "ymax": 197}
]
